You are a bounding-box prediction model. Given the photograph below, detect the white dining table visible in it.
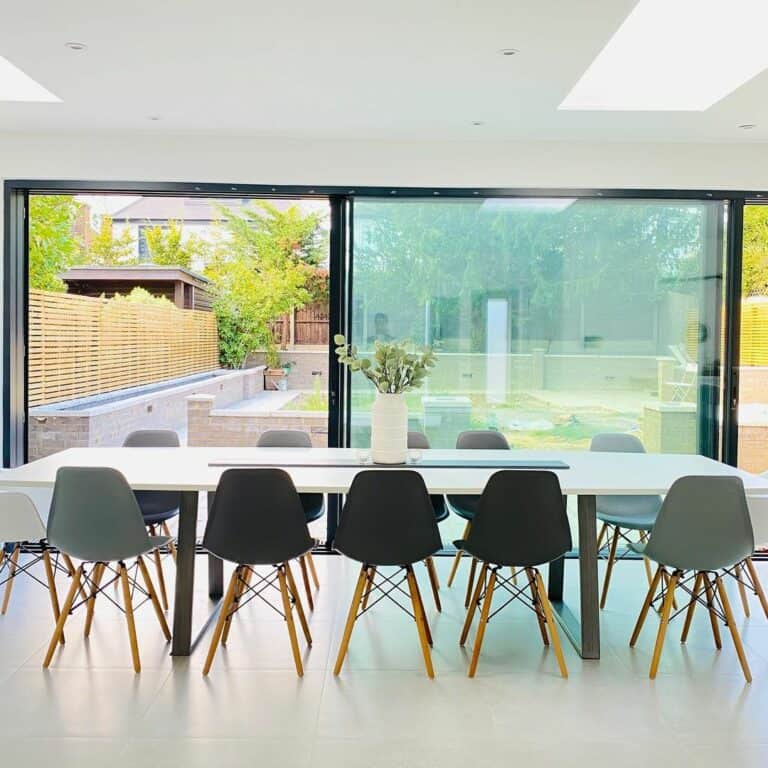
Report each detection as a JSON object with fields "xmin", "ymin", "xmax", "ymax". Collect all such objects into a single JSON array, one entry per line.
[{"xmin": 2, "ymin": 445, "xmax": 768, "ymax": 660}]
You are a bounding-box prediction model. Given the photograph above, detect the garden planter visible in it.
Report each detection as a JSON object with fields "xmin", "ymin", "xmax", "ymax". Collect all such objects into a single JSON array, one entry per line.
[
  {"xmin": 371, "ymin": 392, "xmax": 408, "ymax": 464},
  {"xmin": 265, "ymin": 368, "xmax": 288, "ymax": 391}
]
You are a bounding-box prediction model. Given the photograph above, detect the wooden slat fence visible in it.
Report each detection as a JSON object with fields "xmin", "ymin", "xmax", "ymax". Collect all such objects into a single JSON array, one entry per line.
[
  {"xmin": 270, "ymin": 301, "xmax": 329, "ymax": 347},
  {"xmin": 29, "ymin": 289, "xmax": 219, "ymax": 407}
]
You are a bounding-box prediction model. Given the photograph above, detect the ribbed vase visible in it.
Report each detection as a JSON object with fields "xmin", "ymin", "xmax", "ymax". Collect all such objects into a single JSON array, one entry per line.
[{"xmin": 370, "ymin": 392, "xmax": 408, "ymax": 464}]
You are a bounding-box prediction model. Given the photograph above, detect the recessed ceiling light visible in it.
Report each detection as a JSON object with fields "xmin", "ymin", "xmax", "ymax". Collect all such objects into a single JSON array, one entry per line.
[
  {"xmin": 560, "ymin": 0, "xmax": 768, "ymax": 111},
  {"xmin": 471, "ymin": 120, "xmax": 484, "ymax": 126},
  {"xmin": 0, "ymin": 55, "xmax": 60, "ymax": 102},
  {"xmin": 739, "ymin": 123, "xmax": 757, "ymax": 130},
  {"xmin": 64, "ymin": 42, "xmax": 87, "ymax": 51},
  {"xmin": 499, "ymin": 48, "xmax": 518, "ymax": 56}
]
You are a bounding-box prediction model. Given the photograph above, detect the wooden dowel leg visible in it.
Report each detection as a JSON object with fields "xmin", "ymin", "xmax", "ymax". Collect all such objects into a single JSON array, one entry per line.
[
  {"xmin": 406, "ymin": 566, "xmax": 434, "ymax": 678},
  {"xmin": 630, "ymin": 565, "xmax": 662, "ymax": 647},
  {"xmin": 221, "ymin": 567, "xmax": 245, "ymax": 646},
  {"xmin": 411, "ymin": 572, "xmax": 433, "ymax": 647},
  {"xmin": 84, "ymin": 563, "xmax": 105, "ymax": 638},
  {"xmin": 61, "ymin": 554, "xmax": 76, "ymax": 577},
  {"xmin": 306, "ymin": 551, "xmax": 320, "ymax": 590},
  {"xmin": 424, "ymin": 557, "xmax": 442, "ymax": 612},
  {"xmin": 464, "ymin": 557, "xmax": 478, "ymax": 608},
  {"xmin": 297, "ymin": 556, "xmax": 314, "ymax": 611},
  {"xmin": 680, "ymin": 572, "xmax": 703, "ymax": 643},
  {"xmin": 468, "ymin": 570, "xmax": 496, "ymax": 678},
  {"xmin": 447, "ymin": 522, "xmax": 471, "ymax": 588},
  {"xmin": 285, "ymin": 562, "xmax": 312, "ymax": 646},
  {"xmin": 639, "ymin": 531, "xmax": 653, "ymax": 587},
  {"xmin": 527, "ymin": 567, "xmax": 549, "ymax": 646},
  {"xmin": 278, "ymin": 565, "xmax": 304, "ymax": 677},
  {"xmin": 649, "ymin": 570, "xmax": 679, "ymax": 679},
  {"xmin": 736, "ymin": 563, "xmax": 750, "ymax": 617},
  {"xmin": 42, "ymin": 549, "xmax": 64, "ymax": 645},
  {"xmin": 702, "ymin": 573, "xmax": 722, "ymax": 650},
  {"xmin": 202, "ymin": 568, "xmax": 240, "ymax": 675},
  {"xmin": 536, "ymin": 570, "xmax": 568, "ymax": 678},
  {"xmin": 151, "ymin": 546, "xmax": 169, "ymax": 612},
  {"xmin": 360, "ymin": 566, "xmax": 377, "ymax": 611},
  {"xmin": 596, "ymin": 522, "xmax": 608, "ymax": 552},
  {"xmin": 333, "ymin": 567, "xmax": 368, "ymax": 676},
  {"xmin": 1, "ymin": 546, "xmax": 20, "ymax": 614},
  {"xmin": 43, "ymin": 566, "xmax": 82, "ymax": 668},
  {"xmin": 600, "ymin": 527, "xmax": 620, "ymax": 609},
  {"xmin": 716, "ymin": 574, "xmax": 752, "ymax": 683},
  {"xmin": 161, "ymin": 522, "xmax": 177, "ymax": 562},
  {"xmin": 460, "ymin": 563, "xmax": 487, "ymax": 646},
  {"xmin": 137, "ymin": 556, "xmax": 171, "ymax": 641},
  {"xmin": 744, "ymin": 557, "xmax": 768, "ymax": 619},
  {"xmin": 119, "ymin": 563, "xmax": 141, "ymax": 673}
]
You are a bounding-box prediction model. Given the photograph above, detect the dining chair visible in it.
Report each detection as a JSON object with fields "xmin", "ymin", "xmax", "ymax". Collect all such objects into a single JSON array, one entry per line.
[
  {"xmin": 43, "ymin": 467, "xmax": 171, "ymax": 673},
  {"xmin": 202, "ymin": 468, "xmax": 314, "ymax": 677},
  {"xmin": 0, "ymin": 492, "xmax": 64, "ymax": 631},
  {"xmin": 122, "ymin": 429, "xmax": 180, "ymax": 612},
  {"xmin": 257, "ymin": 429, "xmax": 322, "ymax": 609},
  {"xmin": 446, "ymin": 430, "xmax": 511, "ymax": 607},
  {"xmin": 457, "ymin": 470, "xmax": 570, "ymax": 678},
  {"xmin": 629, "ymin": 475, "xmax": 755, "ymax": 682},
  {"xmin": 333, "ymin": 470, "xmax": 442, "ymax": 678},
  {"xmin": 667, "ymin": 344, "xmax": 698, "ymax": 402},
  {"xmin": 590, "ymin": 433, "xmax": 662, "ymax": 609}
]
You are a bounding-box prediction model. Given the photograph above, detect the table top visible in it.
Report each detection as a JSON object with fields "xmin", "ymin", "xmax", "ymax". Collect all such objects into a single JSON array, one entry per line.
[{"xmin": 2, "ymin": 446, "xmax": 767, "ymax": 497}]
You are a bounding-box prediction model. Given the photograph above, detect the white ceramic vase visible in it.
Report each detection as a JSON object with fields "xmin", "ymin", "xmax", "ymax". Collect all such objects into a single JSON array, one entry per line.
[{"xmin": 370, "ymin": 392, "xmax": 408, "ymax": 464}]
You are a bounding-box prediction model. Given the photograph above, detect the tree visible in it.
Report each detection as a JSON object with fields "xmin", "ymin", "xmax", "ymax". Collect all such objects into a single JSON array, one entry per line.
[
  {"xmin": 83, "ymin": 215, "xmax": 136, "ymax": 265},
  {"xmin": 28, "ymin": 195, "xmax": 83, "ymax": 291},
  {"xmin": 143, "ymin": 220, "xmax": 210, "ymax": 269},
  {"xmin": 743, "ymin": 205, "xmax": 768, "ymax": 296}
]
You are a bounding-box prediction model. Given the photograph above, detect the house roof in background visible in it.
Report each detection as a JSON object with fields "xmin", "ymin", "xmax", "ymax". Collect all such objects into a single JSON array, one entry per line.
[{"xmin": 61, "ymin": 265, "xmax": 211, "ymax": 286}]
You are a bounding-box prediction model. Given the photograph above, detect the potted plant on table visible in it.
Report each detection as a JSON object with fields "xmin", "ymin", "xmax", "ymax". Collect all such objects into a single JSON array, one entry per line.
[{"xmin": 334, "ymin": 334, "xmax": 436, "ymax": 464}]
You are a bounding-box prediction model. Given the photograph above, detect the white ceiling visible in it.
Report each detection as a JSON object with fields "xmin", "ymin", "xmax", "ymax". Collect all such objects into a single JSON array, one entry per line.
[{"xmin": 1, "ymin": 0, "xmax": 767, "ymax": 143}]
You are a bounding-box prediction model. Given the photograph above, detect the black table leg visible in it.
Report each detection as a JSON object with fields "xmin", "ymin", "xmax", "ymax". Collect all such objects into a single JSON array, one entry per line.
[
  {"xmin": 206, "ymin": 492, "xmax": 223, "ymax": 599},
  {"xmin": 577, "ymin": 494, "xmax": 600, "ymax": 659},
  {"xmin": 171, "ymin": 489, "xmax": 199, "ymax": 656}
]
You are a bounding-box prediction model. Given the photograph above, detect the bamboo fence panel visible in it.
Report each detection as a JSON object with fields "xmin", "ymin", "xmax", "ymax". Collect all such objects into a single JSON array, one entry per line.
[{"xmin": 29, "ymin": 289, "xmax": 219, "ymax": 407}]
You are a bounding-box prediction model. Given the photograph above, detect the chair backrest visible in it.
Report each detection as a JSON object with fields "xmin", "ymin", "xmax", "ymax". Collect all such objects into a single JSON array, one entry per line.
[
  {"xmin": 203, "ymin": 468, "xmax": 313, "ymax": 565},
  {"xmin": 407, "ymin": 431, "xmax": 431, "ymax": 450},
  {"xmin": 644, "ymin": 475, "xmax": 754, "ymax": 572},
  {"xmin": 456, "ymin": 430, "xmax": 510, "ymax": 450},
  {"xmin": 48, "ymin": 467, "xmax": 152, "ymax": 562},
  {"xmin": 335, "ymin": 470, "xmax": 442, "ymax": 566},
  {"xmin": 590, "ymin": 432, "xmax": 645, "ymax": 454},
  {"xmin": 463, "ymin": 470, "xmax": 571, "ymax": 567},
  {"xmin": 0, "ymin": 492, "xmax": 46, "ymax": 543},
  {"xmin": 123, "ymin": 430, "xmax": 181, "ymax": 518},
  {"xmin": 257, "ymin": 430, "xmax": 312, "ymax": 448}
]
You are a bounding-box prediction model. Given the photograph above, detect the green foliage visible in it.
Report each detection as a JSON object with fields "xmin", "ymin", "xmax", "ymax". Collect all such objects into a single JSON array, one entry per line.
[
  {"xmin": 107, "ymin": 286, "xmax": 175, "ymax": 308},
  {"xmin": 743, "ymin": 206, "xmax": 768, "ymax": 296},
  {"xmin": 28, "ymin": 195, "xmax": 83, "ymax": 291},
  {"xmin": 83, "ymin": 216, "xmax": 136, "ymax": 265},
  {"xmin": 334, "ymin": 333, "xmax": 436, "ymax": 394},
  {"xmin": 144, "ymin": 220, "xmax": 210, "ymax": 269}
]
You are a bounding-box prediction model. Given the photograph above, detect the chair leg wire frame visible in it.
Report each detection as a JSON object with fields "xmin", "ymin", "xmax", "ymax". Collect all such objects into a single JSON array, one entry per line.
[
  {"xmin": 334, "ymin": 564, "xmax": 434, "ymax": 678},
  {"xmin": 203, "ymin": 562, "xmax": 311, "ymax": 677},
  {"xmin": 42, "ymin": 557, "xmax": 171, "ymax": 673},
  {"xmin": 630, "ymin": 565, "xmax": 752, "ymax": 682},
  {"xmin": 460, "ymin": 564, "xmax": 568, "ymax": 679},
  {"xmin": 722, "ymin": 557, "xmax": 768, "ymax": 619}
]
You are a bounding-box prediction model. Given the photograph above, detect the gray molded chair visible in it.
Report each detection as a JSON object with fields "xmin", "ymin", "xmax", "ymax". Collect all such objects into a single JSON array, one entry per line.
[
  {"xmin": 257, "ymin": 429, "xmax": 322, "ymax": 608},
  {"xmin": 123, "ymin": 429, "xmax": 181, "ymax": 612},
  {"xmin": 456, "ymin": 470, "xmax": 570, "ymax": 678},
  {"xmin": 629, "ymin": 475, "xmax": 755, "ymax": 682},
  {"xmin": 334, "ymin": 470, "xmax": 442, "ymax": 678},
  {"xmin": 590, "ymin": 433, "xmax": 662, "ymax": 608},
  {"xmin": 43, "ymin": 467, "xmax": 171, "ymax": 673},
  {"xmin": 446, "ymin": 430, "xmax": 511, "ymax": 607},
  {"xmin": 202, "ymin": 468, "xmax": 314, "ymax": 677}
]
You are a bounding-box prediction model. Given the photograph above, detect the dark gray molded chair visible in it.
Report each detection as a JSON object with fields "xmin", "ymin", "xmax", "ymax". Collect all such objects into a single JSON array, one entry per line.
[
  {"xmin": 257, "ymin": 429, "xmax": 322, "ymax": 608},
  {"xmin": 123, "ymin": 430, "xmax": 181, "ymax": 612},
  {"xmin": 334, "ymin": 470, "xmax": 442, "ymax": 678},
  {"xmin": 202, "ymin": 468, "xmax": 314, "ymax": 676},
  {"xmin": 590, "ymin": 433, "xmax": 662, "ymax": 608},
  {"xmin": 446, "ymin": 430, "xmax": 511, "ymax": 606},
  {"xmin": 629, "ymin": 476, "xmax": 755, "ymax": 682},
  {"xmin": 43, "ymin": 467, "xmax": 171, "ymax": 673},
  {"xmin": 456, "ymin": 470, "xmax": 570, "ymax": 678}
]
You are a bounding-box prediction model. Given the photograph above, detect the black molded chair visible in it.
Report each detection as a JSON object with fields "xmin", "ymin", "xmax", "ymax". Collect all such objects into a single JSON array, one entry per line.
[
  {"xmin": 446, "ymin": 430, "xmax": 511, "ymax": 606},
  {"xmin": 202, "ymin": 468, "xmax": 314, "ymax": 677},
  {"xmin": 44, "ymin": 467, "xmax": 171, "ymax": 673},
  {"xmin": 334, "ymin": 470, "xmax": 442, "ymax": 678},
  {"xmin": 457, "ymin": 470, "xmax": 570, "ymax": 678},
  {"xmin": 257, "ymin": 429, "xmax": 322, "ymax": 609},
  {"xmin": 123, "ymin": 430, "xmax": 181, "ymax": 612}
]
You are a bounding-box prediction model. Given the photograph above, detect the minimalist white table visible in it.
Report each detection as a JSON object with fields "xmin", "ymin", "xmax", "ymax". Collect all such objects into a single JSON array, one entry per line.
[{"xmin": 3, "ymin": 446, "xmax": 767, "ymax": 660}]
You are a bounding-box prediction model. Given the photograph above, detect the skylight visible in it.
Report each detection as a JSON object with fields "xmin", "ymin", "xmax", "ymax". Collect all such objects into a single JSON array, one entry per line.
[
  {"xmin": 559, "ymin": 0, "xmax": 768, "ymax": 111},
  {"xmin": 0, "ymin": 55, "xmax": 60, "ymax": 102}
]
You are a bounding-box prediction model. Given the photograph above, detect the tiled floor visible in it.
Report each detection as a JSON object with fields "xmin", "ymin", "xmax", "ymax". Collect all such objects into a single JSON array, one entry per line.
[{"xmin": 1, "ymin": 553, "xmax": 767, "ymax": 766}]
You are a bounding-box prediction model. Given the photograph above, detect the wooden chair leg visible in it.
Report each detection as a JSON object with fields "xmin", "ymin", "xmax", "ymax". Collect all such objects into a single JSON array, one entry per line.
[
  {"xmin": 600, "ymin": 527, "xmax": 620, "ymax": 609},
  {"xmin": 61, "ymin": 554, "xmax": 76, "ymax": 577},
  {"xmin": 736, "ymin": 562, "xmax": 750, "ymax": 617},
  {"xmin": 702, "ymin": 573, "xmax": 722, "ymax": 650},
  {"xmin": 464, "ymin": 557, "xmax": 478, "ymax": 608},
  {"xmin": 596, "ymin": 522, "xmax": 608, "ymax": 551},
  {"xmin": 510, "ymin": 566, "xmax": 518, "ymax": 586},
  {"xmin": 447, "ymin": 522, "xmax": 471, "ymax": 587},
  {"xmin": 1, "ymin": 546, "xmax": 20, "ymax": 615},
  {"xmin": 42, "ymin": 549, "xmax": 64, "ymax": 645},
  {"xmin": 649, "ymin": 570, "xmax": 679, "ymax": 679},
  {"xmin": 334, "ymin": 567, "xmax": 368, "ymax": 676},
  {"xmin": 119, "ymin": 563, "xmax": 141, "ymax": 673},
  {"xmin": 43, "ymin": 565, "xmax": 82, "ymax": 668},
  {"xmin": 411, "ymin": 570, "xmax": 433, "ymax": 647},
  {"xmin": 535, "ymin": 570, "xmax": 568, "ymax": 678},
  {"xmin": 424, "ymin": 557, "xmax": 442, "ymax": 612},
  {"xmin": 137, "ymin": 556, "xmax": 171, "ymax": 641},
  {"xmin": 203, "ymin": 567, "xmax": 240, "ymax": 675},
  {"xmin": 297, "ymin": 556, "xmax": 314, "ymax": 611},
  {"xmin": 460, "ymin": 562, "xmax": 487, "ymax": 646},
  {"xmin": 278, "ymin": 565, "xmax": 304, "ymax": 677},
  {"xmin": 639, "ymin": 531, "xmax": 653, "ymax": 586},
  {"xmin": 406, "ymin": 566, "xmax": 434, "ymax": 678},
  {"xmin": 468, "ymin": 569, "xmax": 497, "ymax": 677},
  {"xmin": 160, "ymin": 521, "xmax": 177, "ymax": 562},
  {"xmin": 84, "ymin": 562, "xmax": 105, "ymax": 638},
  {"xmin": 526, "ymin": 567, "xmax": 549, "ymax": 646},
  {"xmin": 744, "ymin": 557, "xmax": 768, "ymax": 618},
  {"xmin": 630, "ymin": 565, "xmax": 663, "ymax": 647},
  {"xmin": 285, "ymin": 562, "xmax": 312, "ymax": 646},
  {"xmin": 221, "ymin": 566, "xmax": 247, "ymax": 646},
  {"xmin": 360, "ymin": 566, "xmax": 376, "ymax": 611},
  {"xmin": 680, "ymin": 572, "xmax": 703, "ymax": 643},
  {"xmin": 306, "ymin": 551, "xmax": 320, "ymax": 589},
  {"xmin": 151, "ymin": 546, "xmax": 169, "ymax": 612},
  {"xmin": 716, "ymin": 574, "xmax": 752, "ymax": 683}
]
